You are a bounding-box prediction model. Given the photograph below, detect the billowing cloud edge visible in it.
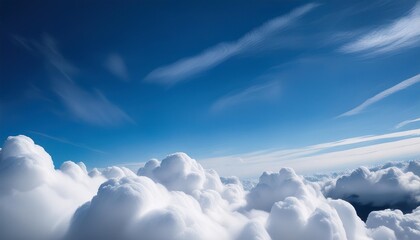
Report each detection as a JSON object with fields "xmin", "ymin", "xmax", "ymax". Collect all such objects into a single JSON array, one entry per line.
[{"xmin": 0, "ymin": 135, "xmax": 418, "ymax": 240}]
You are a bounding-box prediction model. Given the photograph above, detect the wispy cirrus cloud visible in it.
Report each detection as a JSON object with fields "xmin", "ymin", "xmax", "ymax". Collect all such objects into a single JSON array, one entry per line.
[
  {"xmin": 395, "ymin": 117, "xmax": 420, "ymax": 129},
  {"xmin": 340, "ymin": 2, "xmax": 420, "ymax": 55},
  {"xmin": 144, "ymin": 3, "xmax": 318, "ymax": 85},
  {"xmin": 211, "ymin": 81, "xmax": 280, "ymax": 112},
  {"xmin": 105, "ymin": 53, "xmax": 129, "ymax": 81},
  {"xmin": 339, "ymin": 73, "xmax": 420, "ymax": 117},
  {"xmin": 201, "ymin": 128, "xmax": 420, "ymax": 178},
  {"xmin": 28, "ymin": 130, "xmax": 106, "ymax": 154},
  {"xmin": 52, "ymin": 79, "xmax": 133, "ymax": 126},
  {"xmin": 15, "ymin": 35, "xmax": 133, "ymax": 126},
  {"xmin": 39, "ymin": 36, "xmax": 133, "ymax": 126}
]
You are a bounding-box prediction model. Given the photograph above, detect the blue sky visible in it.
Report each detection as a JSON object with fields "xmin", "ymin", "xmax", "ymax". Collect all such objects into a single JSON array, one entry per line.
[{"xmin": 1, "ymin": 0, "xmax": 419, "ymax": 177}]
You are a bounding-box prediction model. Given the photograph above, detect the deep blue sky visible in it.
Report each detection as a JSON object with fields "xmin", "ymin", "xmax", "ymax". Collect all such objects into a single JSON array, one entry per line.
[{"xmin": 1, "ymin": 0, "xmax": 419, "ymax": 174}]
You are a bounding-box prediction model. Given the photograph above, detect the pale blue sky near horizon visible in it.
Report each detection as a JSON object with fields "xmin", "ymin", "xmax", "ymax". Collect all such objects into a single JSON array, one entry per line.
[{"xmin": 1, "ymin": 0, "xmax": 419, "ymax": 176}]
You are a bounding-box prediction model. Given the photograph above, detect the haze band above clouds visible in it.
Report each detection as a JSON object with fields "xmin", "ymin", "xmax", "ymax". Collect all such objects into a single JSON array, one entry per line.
[{"xmin": 201, "ymin": 128, "xmax": 420, "ymax": 178}]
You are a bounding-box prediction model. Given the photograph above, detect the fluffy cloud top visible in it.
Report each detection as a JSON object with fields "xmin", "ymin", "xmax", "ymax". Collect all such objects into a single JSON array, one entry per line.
[
  {"xmin": 0, "ymin": 135, "xmax": 419, "ymax": 240},
  {"xmin": 0, "ymin": 136, "xmax": 130, "ymax": 240},
  {"xmin": 367, "ymin": 207, "xmax": 420, "ymax": 240},
  {"xmin": 325, "ymin": 166, "xmax": 419, "ymax": 205},
  {"xmin": 322, "ymin": 161, "xmax": 420, "ymax": 221}
]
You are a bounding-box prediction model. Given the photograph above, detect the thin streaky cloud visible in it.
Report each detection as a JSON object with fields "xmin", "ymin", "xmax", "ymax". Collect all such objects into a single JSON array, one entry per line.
[
  {"xmin": 206, "ymin": 128, "xmax": 420, "ymax": 166},
  {"xmin": 36, "ymin": 34, "xmax": 79, "ymax": 81},
  {"xmin": 395, "ymin": 117, "xmax": 420, "ymax": 129},
  {"xmin": 339, "ymin": 73, "xmax": 420, "ymax": 117},
  {"xmin": 11, "ymin": 35, "xmax": 34, "ymax": 51},
  {"xmin": 341, "ymin": 2, "xmax": 420, "ymax": 55},
  {"xmin": 211, "ymin": 81, "xmax": 280, "ymax": 112},
  {"xmin": 28, "ymin": 130, "xmax": 106, "ymax": 154},
  {"xmin": 15, "ymin": 34, "xmax": 134, "ymax": 126},
  {"xmin": 144, "ymin": 3, "xmax": 318, "ymax": 85},
  {"xmin": 53, "ymin": 79, "xmax": 134, "ymax": 126}
]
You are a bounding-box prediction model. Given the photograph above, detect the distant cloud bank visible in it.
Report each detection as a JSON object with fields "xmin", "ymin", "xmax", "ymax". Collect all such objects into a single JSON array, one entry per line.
[{"xmin": 0, "ymin": 135, "xmax": 419, "ymax": 240}]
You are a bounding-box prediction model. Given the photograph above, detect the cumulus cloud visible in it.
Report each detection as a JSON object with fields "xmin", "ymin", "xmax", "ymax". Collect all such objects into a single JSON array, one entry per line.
[
  {"xmin": 246, "ymin": 167, "xmax": 374, "ymax": 240},
  {"xmin": 137, "ymin": 153, "xmax": 245, "ymax": 206},
  {"xmin": 0, "ymin": 136, "xmax": 103, "ymax": 239},
  {"xmin": 324, "ymin": 165, "xmax": 419, "ymax": 205},
  {"xmin": 366, "ymin": 207, "xmax": 420, "ymax": 240},
  {"xmin": 144, "ymin": 3, "xmax": 318, "ymax": 85},
  {"xmin": 321, "ymin": 160, "xmax": 420, "ymax": 221},
  {"xmin": 0, "ymin": 135, "xmax": 133, "ymax": 240},
  {"xmin": 340, "ymin": 2, "xmax": 420, "ymax": 55},
  {"xmin": 0, "ymin": 135, "xmax": 419, "ymax": 240},
  {"xmin": 370, "ymin": 160, "xmax": 420, "ymax": 177}
]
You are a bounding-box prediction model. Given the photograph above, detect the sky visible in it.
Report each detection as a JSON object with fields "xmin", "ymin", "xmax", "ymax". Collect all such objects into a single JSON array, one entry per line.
[{"xmin": 1, "ymin": 0, "xmax": 420, "ymax": 177}]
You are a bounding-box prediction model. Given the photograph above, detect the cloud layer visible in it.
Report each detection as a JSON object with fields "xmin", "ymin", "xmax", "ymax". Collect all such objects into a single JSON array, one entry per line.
[
  {"xmin": 0, "ymin": 135, "xmax": 419, "ymax": 240},
  {"xmin": 211, "ymin": 81, "xmax": 281, "ymax": 112},
  {"xmin": 201, "ymin": 129, "xmax": 420, "ymax": 178}
]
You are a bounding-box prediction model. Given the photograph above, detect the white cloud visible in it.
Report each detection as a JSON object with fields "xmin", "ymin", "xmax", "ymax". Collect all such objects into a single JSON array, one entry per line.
[
  {"xmin": 341, "ymin": 2, "xmax": 420, "ymax": 55},
  {"xmin": 15, "ymin": 34, "xmax": 133, "ymax": 127},
  {"xmin": 211, "ymin": 81, "xmax": 280, "ymax": 112},
  {"xmin": 367, "ymin": 207, "xmax": 420, "ymax": 240},
  {"xmin": 28, "ymin": 130, "xmax": 106, "ymax": 154},
  {"xmin": 201, "ymin": 129, "xmax": 420, "ymax": 178},
  {"xmin": 339, "ymin": 73, "xmax": 420, "ymax": 117},
  {"xmin": 1, "ymin": 135, "xmax": 419, "ymax": 240},
  {"xmin": 144, "ymin": 4, "xmax": 318, "ymax": 85},
  {"xmin": 137, "ymin": 153, "xmax": 245, "ymax": 206},
  {"xmin": 53, "ymin": 79, "xmax": 133, "ymax": 126},
  {"xmin": 0, "ymin": 136, "xmax": 106, "ymax": 240},
  {"xmin": 105, "ymin": 53, "xmax": 129, "ymax": 81},
  {"xmin": 36, "ymin": 35, "xmax": 80, "ymax": 79},
  {"xmin": 308, "ymin": 159, "xmax": 420, "ymax": 222},
  {"xmin": 253, "ymin": 168, "xmax": 370, "ymax": 240},
  {"xmin": 396, "ymin": 117, "xmax": 420, "ymax": 129},
  {"xmin": 323, "ymin": 163, "xmax": 420, "ymax": 207},
  {"xmin": 367, "ymin": 159, "xmax": 420, "ymax": 179}
]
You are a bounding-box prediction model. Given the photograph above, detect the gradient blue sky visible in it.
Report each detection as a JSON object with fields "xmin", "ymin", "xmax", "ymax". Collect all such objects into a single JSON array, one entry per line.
[{"xmin": 1, "ymin": 0, "xmax": 419, "ymax": 176}]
